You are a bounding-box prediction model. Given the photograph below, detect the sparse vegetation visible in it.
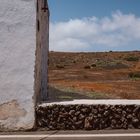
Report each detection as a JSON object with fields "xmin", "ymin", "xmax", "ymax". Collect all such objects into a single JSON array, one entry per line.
[
  {"xmin": 91, "ymin": 63, "xmax": 97, "ymax": 67},
  {"xmin": 56, "ymin": 64, "xmax": 65, "ymax": 69},
  {"xmin": 84, "ymin": 65, "xmax": 91, "ymax": 69},
  {"xmin": 58, "ymin": 95, "xmax": 73, "ymax": 100},
  {"xmin": 129, "ymin": 72, "xmax": 140, "ymax": 79},
  {"xmin": 49, "ymin": 51, "xmax": 140, "ymax": 99},
  {"xmin": 86, "ymin": 91, "xmax": 109, "ymax": 99},
  {"xmin": 94, "ymin": 60, "xmax": 128, "ymax": 69},
  {"xmin": 124, "ymin": 56, "xmax": 139, "ymax": 61},
  {"xmin": 49, "ymin": 85, "xmax": 108, "ymax": 100}
]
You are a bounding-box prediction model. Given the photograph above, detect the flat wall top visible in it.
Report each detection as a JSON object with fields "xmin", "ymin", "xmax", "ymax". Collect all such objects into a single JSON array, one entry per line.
[{"xmin": 40, "ymin": 100, "xmax": 140, "ymax": 106}]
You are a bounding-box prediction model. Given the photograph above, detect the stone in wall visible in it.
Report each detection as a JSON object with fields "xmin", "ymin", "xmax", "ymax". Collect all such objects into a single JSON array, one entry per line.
[{"xmin": 0, "ymin": 0, "xmax": 36, "ymax": 131}]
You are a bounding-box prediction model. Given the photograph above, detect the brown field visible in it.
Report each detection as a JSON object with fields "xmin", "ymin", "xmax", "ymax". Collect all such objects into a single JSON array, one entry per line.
[{"xmin": 48, "ymin": 51, "xmax": 140, "ymax": 101}]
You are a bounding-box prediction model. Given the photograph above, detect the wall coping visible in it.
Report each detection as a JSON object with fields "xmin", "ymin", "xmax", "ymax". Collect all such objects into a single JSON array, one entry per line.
[{"xmin": 39, "ymin": 100, "xmax": 140, "ymax": 106}]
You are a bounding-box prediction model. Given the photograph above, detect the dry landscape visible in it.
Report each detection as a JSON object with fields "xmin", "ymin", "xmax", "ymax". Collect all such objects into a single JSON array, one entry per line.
[{"xmin": 48, "ymin": 51, "xmax": 140, "ymax": 101}]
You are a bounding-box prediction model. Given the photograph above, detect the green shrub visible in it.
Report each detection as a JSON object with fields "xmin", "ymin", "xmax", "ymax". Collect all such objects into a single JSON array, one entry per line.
[
  {"xmin": 56, "ymin": 64, "xmax": 65, "ymax": 69},
  {"xmin": 84, "ymin": 65, "xmax": 91, "ymax": 69},
  {"xmin": 129, "ymin": 72, "xmax": 140, "ymax": 78},
  {"xmin": 91, "ymin": 63, "xmax": 97, "ymax": 67}
]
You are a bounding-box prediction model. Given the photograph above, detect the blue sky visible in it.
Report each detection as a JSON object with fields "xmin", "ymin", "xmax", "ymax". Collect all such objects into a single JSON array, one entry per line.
[{"xmin": 48, "ymin": 0, "xmax": 140, "ymax": 52}]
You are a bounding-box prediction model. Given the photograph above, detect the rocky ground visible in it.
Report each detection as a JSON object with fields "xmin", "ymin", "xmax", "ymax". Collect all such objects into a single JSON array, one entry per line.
[{"xmin": 48, "ymin": 51, "xmax": 140, "ymax": 100}]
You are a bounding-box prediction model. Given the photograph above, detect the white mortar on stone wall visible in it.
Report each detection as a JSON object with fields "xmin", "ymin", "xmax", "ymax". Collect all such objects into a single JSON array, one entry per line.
[{"xmin": 40, "ymin": 100, "xmax": 140, "ymax": 106}]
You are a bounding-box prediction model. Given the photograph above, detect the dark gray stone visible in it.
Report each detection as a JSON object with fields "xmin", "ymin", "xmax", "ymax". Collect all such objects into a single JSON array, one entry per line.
[{"xmin": 36, "ymin": 104, "xmax": 140, "ymax": 130}]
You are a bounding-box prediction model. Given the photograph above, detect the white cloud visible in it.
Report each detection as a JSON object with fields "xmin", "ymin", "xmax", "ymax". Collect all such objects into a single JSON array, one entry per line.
[{"xmin": 50, "ymin": 11, "xmax": 140, "ymax": 52}]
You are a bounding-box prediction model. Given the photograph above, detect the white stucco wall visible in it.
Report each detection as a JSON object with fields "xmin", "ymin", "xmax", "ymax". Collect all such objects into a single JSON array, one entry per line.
[{"xmin": 0, "ymin": 0, "xmax": 36, "ymax": 130}]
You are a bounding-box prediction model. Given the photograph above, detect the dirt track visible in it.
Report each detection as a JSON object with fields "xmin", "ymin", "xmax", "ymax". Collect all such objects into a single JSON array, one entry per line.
[{"xmin": 48, "ymin": 51, "xmax": 140, "ymax": 100}]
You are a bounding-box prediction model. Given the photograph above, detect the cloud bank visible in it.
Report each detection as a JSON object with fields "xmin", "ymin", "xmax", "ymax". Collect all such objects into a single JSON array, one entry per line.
[{"xmin": 50, "ymin": 11, "xmax": 140, "ymax": 52}]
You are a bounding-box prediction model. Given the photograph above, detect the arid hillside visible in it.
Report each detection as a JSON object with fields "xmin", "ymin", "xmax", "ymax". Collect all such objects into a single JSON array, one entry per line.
[{"xmin": 48, "ymin": 51, "xmax": 140, "ymax": 101}]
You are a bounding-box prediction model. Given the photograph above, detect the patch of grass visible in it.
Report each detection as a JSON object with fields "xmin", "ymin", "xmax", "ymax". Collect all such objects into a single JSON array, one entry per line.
[
  {"xmin": 51, "ymin": 85, "xmax": 109, "ymax": 99},
  {"xmin": 124, "ymin": 56, "xmax": 139, "ymax": 61},
  {"xmin": 62, "ymin": 87, "xmax": 108, "ymax": 99},
  {"xmin": 58, "ymin": 95, "xmax": 73, "ymax": 100},
  {"xmin": 95, "ymin": 60, "xmax": 128, "ymax": 69},
  {"xmin": 86, "ymin": 91, "xmax": 109, "ymax": 99}
]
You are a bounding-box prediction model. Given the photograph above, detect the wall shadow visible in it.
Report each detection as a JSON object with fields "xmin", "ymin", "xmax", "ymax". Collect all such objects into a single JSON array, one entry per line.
[{"xmin": 47, "ymin": 85, "xmax": 94, "ymax": 103}]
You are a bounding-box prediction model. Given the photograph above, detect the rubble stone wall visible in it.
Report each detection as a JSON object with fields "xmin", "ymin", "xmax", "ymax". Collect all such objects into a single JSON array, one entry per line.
[{"xmin": 36, "ymin": 104, "xmax": 140, "ymax": 130}]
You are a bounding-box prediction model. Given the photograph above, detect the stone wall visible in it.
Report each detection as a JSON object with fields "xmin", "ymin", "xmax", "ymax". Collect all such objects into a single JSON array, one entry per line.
[{"xmin": 36, "ymin": 104, "xmax": 140, "ymax": 130}]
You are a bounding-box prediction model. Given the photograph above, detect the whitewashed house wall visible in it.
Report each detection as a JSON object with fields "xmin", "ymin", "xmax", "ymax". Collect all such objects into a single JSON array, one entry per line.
[{"xmin": 0, "ymin": 0, "xmax": 49, "ymax": 131}]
